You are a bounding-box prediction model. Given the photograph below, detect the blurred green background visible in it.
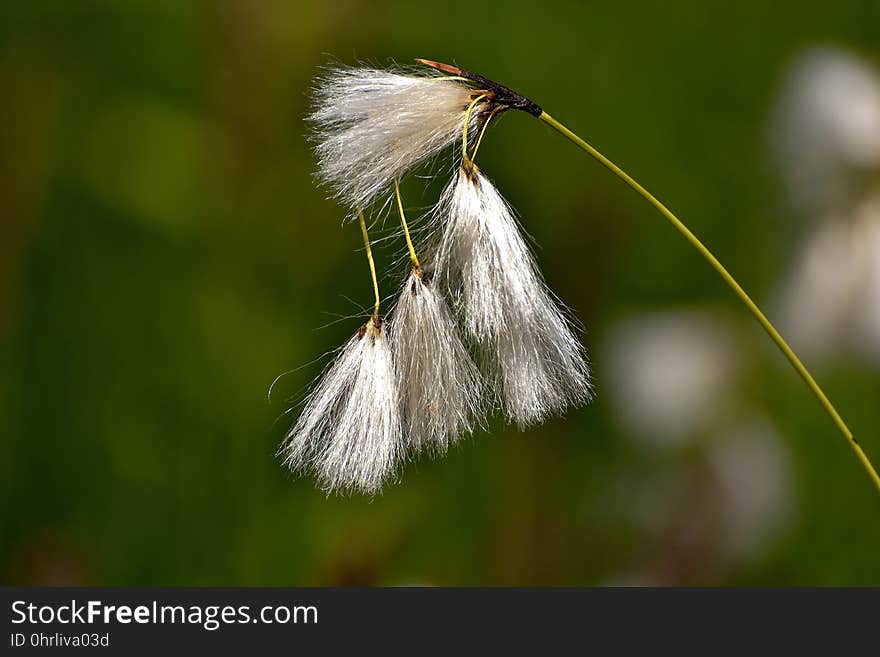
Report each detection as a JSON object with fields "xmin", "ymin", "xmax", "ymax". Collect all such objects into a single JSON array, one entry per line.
[{"xmin": 2, "ymin": 0, "xmax": 879, "ymax": 586}]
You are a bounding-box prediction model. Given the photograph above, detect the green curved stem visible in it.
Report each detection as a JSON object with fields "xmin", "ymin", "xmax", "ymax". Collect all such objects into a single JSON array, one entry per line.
[{"xmin": 539, "ymin": 111, "xmax": 880, "ymax": 495}]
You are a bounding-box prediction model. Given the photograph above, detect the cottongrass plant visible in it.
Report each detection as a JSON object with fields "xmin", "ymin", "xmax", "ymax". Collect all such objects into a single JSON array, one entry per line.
[{"xmin": 283, "ymin": 57, "xmax": 880, "ymax": 496}]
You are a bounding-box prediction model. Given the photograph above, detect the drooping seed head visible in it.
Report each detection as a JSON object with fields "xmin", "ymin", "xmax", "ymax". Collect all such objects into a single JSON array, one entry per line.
[
  {"xmin": 281, "ymin": 319, "xmax": 403, "ymax": 495},
  {"xmin": 390, "ymin": 269, "xmax": 484, "ymax": 453},
  {"xmin": 431, "ymin": 166, "xmax": 592, "ymax": 427}
]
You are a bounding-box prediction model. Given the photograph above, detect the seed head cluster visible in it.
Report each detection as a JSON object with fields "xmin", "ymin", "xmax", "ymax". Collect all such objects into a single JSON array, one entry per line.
[{"xmin": 281, "ymin": 61, "xmax": 591, "ymax": 494}]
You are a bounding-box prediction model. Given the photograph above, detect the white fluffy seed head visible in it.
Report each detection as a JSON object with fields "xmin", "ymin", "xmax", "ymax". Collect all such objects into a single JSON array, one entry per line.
[
  {"xmin": 309, "ymin": 65, "xmax": 478, "ymax": 212},
  {"xmin": 281, "ymin": 320, "xmax": 402, "ymax": 495},
  {"xmin": 389, "ymin": 270, "xmax": 484, "ymax": 454},
  {"xmin": 431, "ymin": 166, "xmax": 592, "ymax": 427}
]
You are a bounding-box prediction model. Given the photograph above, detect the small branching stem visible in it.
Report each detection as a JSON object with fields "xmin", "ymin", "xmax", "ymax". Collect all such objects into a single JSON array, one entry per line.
[
  {"xmin": 471, "ymin": 107, "xmax": 500, "ymax": 162},
  {"xmin": 358, "ymin": 209, "xmax": 381, "ymax": 321},
  {"xmin": 394, "ymin": 179, "xmax": 420, "ymax": 271},
  {"xmin": 462, "ymin": 94, "xmax": 489, "ymax": 169}
]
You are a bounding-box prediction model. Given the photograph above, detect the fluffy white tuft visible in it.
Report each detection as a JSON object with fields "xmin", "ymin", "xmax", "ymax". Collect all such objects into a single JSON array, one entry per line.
[
  {"xmin": 281, "ymin": 320, "xmax": 402, "ymax": 495},
  {"xmin": 390, "ymin": 270, "xmax": 484, "ymax": 453},
  {"xmin": 309, "ymin": 65, "xmax": 477, "ymax": 212},
  {"xmin": 431, "ymin": 166, "xmax": 591, "ymax": 427}
]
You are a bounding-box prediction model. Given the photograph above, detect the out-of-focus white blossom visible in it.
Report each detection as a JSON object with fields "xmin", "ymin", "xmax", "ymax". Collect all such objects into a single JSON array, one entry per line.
[
  {"xmin": 619, "ymin": 415, "xmax": 794, "ymax": 584},
  {"xmin": 771, "ymin": 46, "xmax": 880, "ymax": 215},
  {"xmin": 604, "ymin": 311, "xmax": 742, "ymax": 445},
  {"xmin": 707, "ymin": 417, "xmax": 795, "ymax": 562},
  {"xmin": 771, "ymin": 46, "xmax": 880, "ymax": 366},
  {"xmin": 777, "ymin": 194, "xmax": 880, "ymax": 365}
]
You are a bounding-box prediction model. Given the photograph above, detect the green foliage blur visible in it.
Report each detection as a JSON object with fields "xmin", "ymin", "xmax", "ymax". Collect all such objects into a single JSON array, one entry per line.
[{"xmin": 2, "ymin": 0, "xmax": 879, "ymax": 586}]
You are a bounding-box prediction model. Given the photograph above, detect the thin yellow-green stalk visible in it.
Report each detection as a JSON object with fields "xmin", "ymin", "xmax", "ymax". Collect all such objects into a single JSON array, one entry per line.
[
  {"xmin": 539, "ymin": 111, "xmax": 880, "ymax": 495},
  {"xmin": 358, "ymin": 210, "xmax": 380, "ymax": 322},
  {"xmin": 394, "ymin": 179, "xmax": 420, "ymax": 270}
]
